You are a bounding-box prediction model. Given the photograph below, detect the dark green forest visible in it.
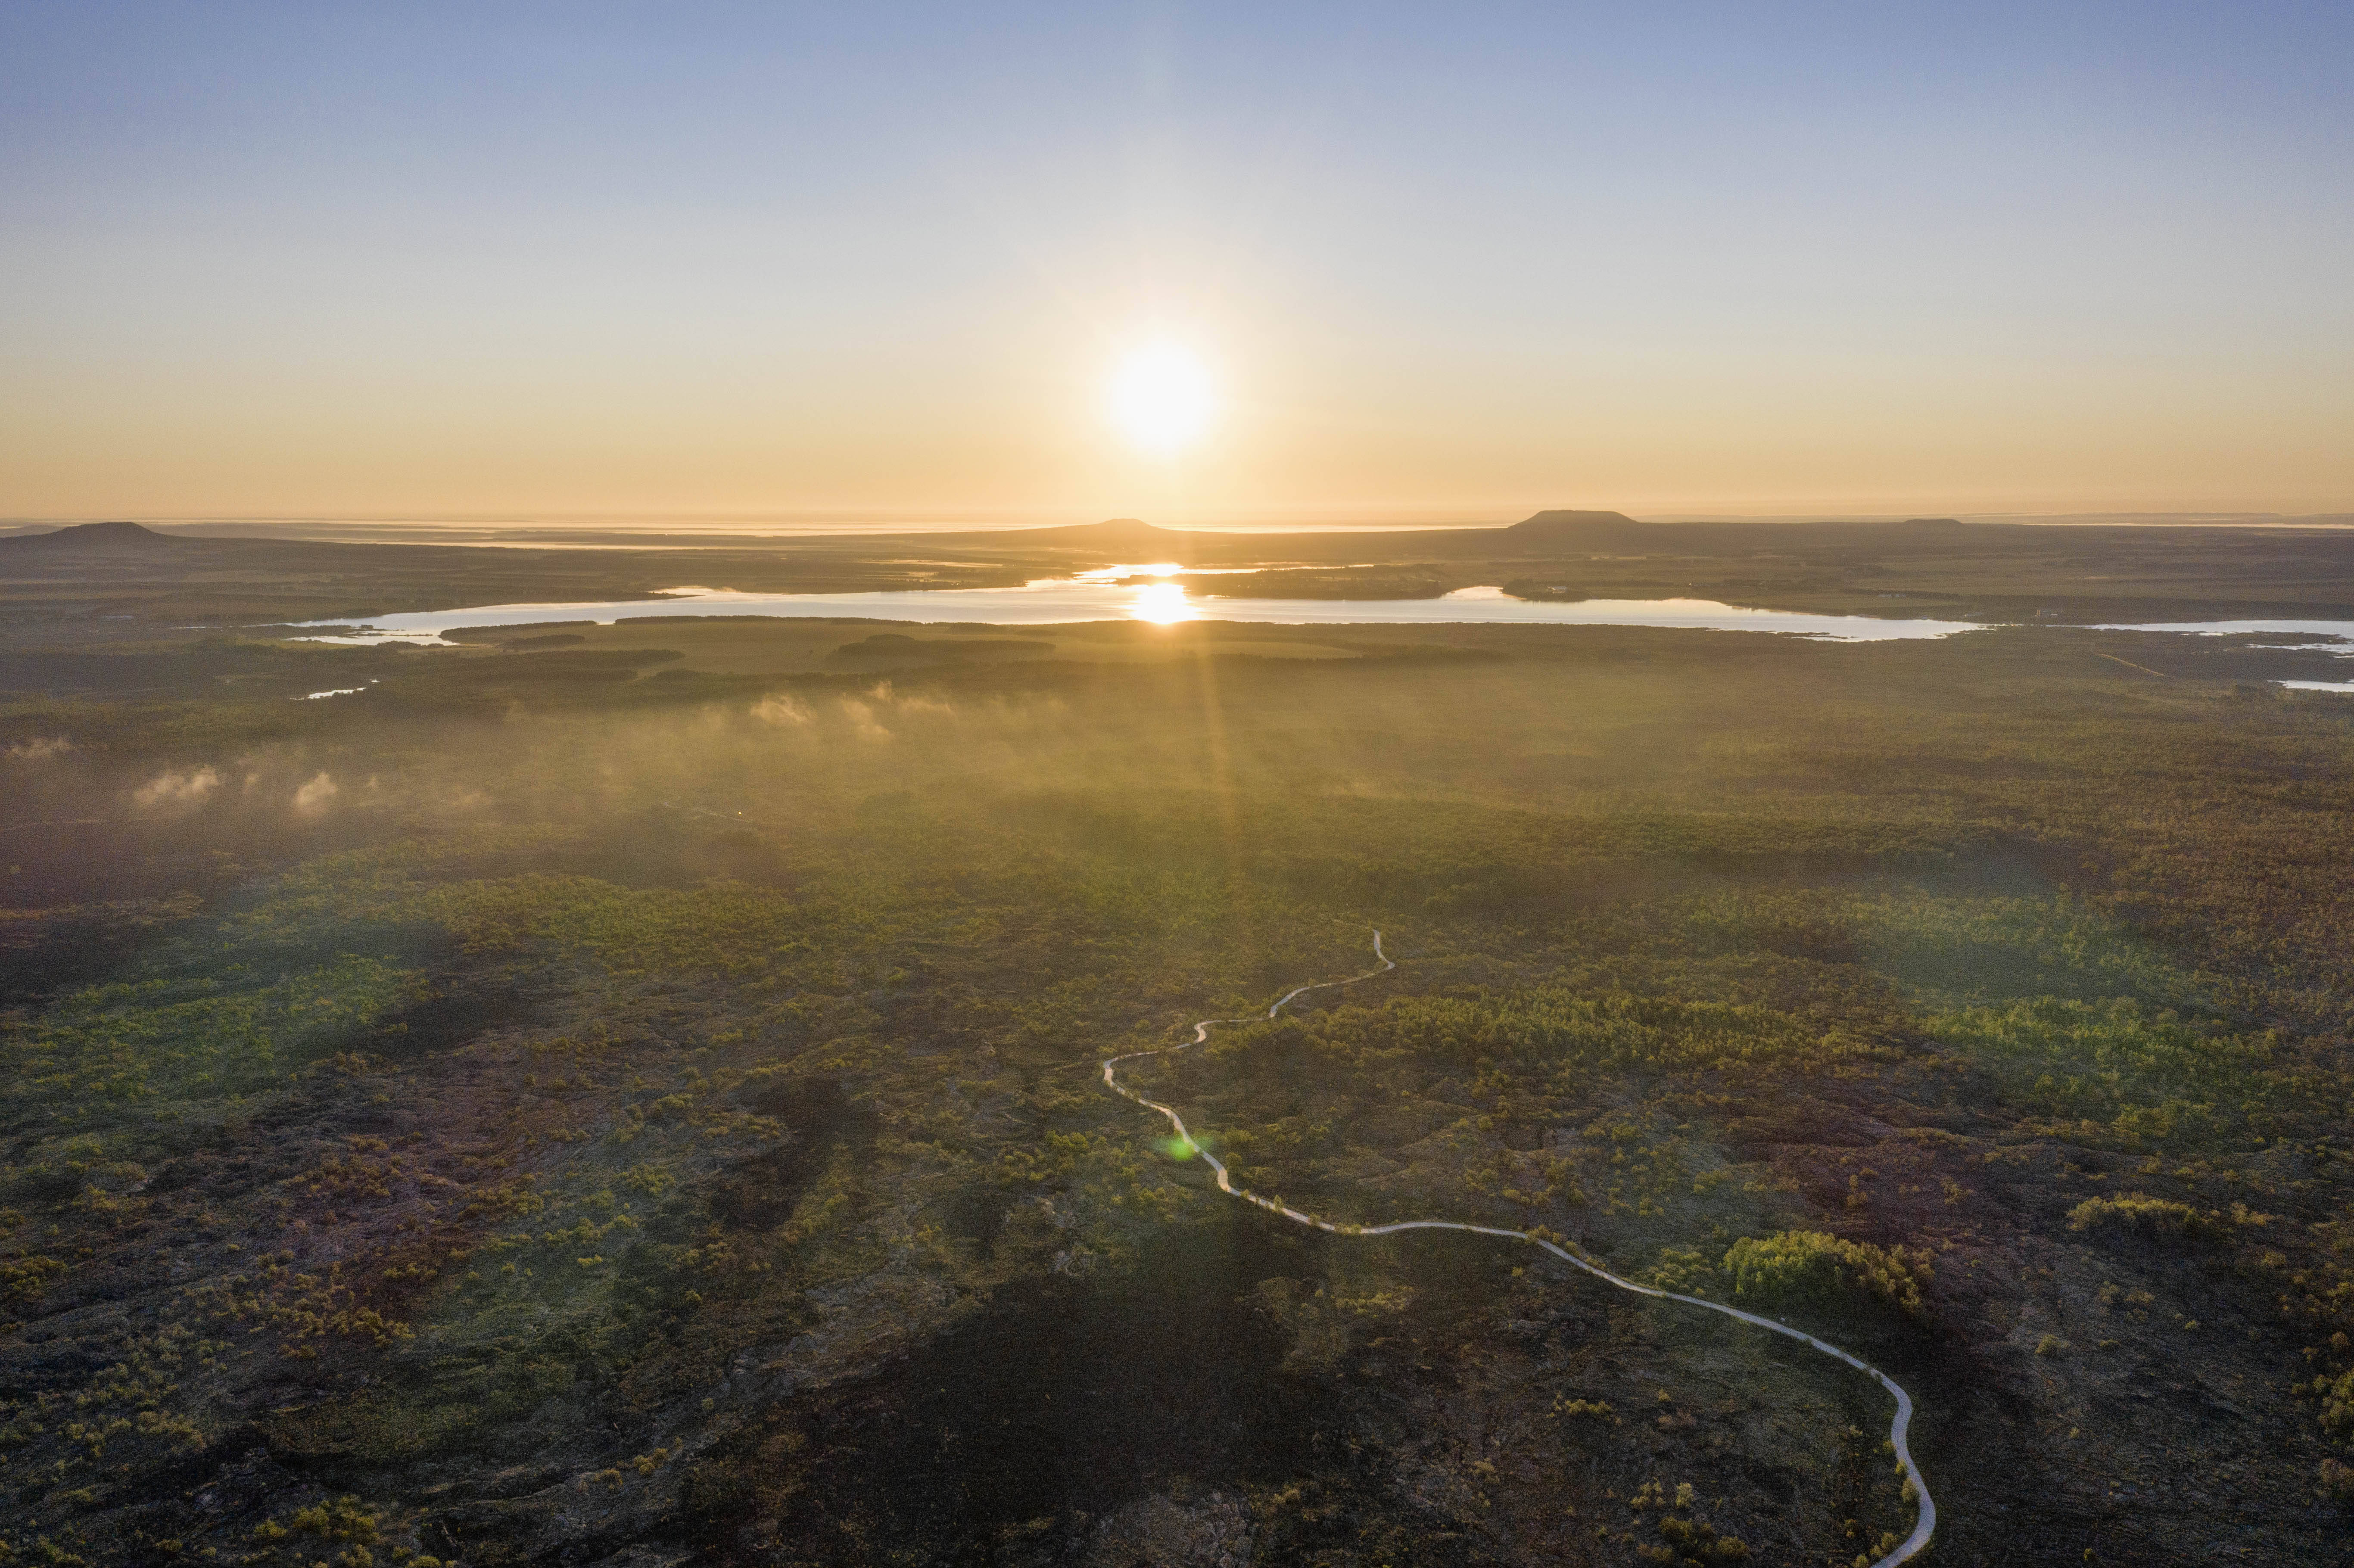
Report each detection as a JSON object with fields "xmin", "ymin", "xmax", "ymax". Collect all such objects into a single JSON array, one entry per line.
[{"xmin": 8, "ymin": 607, "xmax": 2354, "ymax": 1565}]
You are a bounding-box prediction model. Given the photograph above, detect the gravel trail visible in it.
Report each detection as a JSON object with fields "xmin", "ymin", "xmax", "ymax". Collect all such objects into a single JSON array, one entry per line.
[{"xmin": 1101, "ymin": 930, "xmax": 1935, "ymax": 1567}]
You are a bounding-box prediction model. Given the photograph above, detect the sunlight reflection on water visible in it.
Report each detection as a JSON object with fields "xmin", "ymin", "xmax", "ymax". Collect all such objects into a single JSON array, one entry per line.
[
  {"xmin": 287, "ymin": 576, "xmax": 2003, "ymax": 646},
  {"xmin": 1130, "ymin": 582, "xmax": 1195, "ymax": 623}
]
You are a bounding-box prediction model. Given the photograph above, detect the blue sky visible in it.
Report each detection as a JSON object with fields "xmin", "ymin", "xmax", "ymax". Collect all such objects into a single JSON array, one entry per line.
[{"xmin": 3, "ymin": 3, "xmax": 2349, "ymax": 521}]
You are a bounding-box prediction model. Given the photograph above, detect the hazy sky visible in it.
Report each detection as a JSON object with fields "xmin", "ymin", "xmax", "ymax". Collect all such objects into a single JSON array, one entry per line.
[{"xmin": 3, "ymin": 3, "xmax": 2351, "ymax": 524}]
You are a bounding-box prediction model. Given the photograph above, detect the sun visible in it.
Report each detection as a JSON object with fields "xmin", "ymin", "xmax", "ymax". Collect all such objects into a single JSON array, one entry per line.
[{"xmin": 1107, "ymin": 341, "xmax": 1216, "ymax": 457}]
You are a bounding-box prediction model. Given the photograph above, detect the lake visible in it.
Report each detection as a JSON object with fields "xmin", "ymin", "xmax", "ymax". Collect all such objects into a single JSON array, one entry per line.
[
  {"xmin": 291, "ymin": 569, "xmax": 1987, "ymax": 644},
  {"xmin": 286, "ymin": 570, "xmax": 2354, "ymax": 672}
]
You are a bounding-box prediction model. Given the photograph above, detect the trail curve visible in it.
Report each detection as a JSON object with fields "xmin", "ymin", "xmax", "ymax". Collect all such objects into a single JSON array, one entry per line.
[{"xmin": 1100, "ymin": 930, "xmax": 1935, "ymax": 1568}]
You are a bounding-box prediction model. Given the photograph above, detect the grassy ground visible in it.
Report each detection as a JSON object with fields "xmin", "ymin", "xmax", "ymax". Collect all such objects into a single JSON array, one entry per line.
[{"xmin": 6, "ymin": 612, "xmax": 2354, "ymax": 1564}]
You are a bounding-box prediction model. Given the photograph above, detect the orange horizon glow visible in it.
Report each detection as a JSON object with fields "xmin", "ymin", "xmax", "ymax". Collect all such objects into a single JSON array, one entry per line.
[
  {"xmin": 5, "ymin": 12, "xmax": 2349, "ymax": 525},
  {"xmin": 6, "ymin": 374, "xmax": 2348, "ymax": 523}
]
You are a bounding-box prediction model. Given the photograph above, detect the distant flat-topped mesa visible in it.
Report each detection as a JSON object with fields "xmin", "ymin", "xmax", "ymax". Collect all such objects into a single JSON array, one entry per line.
[
  {"xmin": 942, "ymin": 509, "xmax": 2002, "ymax": 567},
  {"xmin": 1500, "ymin": 510, "xmax": 1647, "ymax": 545},
  {"xmin": 963, "ymin": 512, "xmax": 1652, "ymax": 558},
  {"xmin": 0, "ymin": 520, "xmax": 190, "ymax": 553}
]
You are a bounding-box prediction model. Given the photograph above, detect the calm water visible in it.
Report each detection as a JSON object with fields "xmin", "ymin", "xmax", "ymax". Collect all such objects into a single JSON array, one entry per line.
[
  {"xmin": 286, "ymin": 569, "xmax": 2354, "ymax": 660},
  {"xmin": 2083, "ymin": 619, "xmax": 2354, "ymax": 691},
  {"xmin": 292, "ymin": 569, "xmax": 1985, "ymax": 644},
  {"xmin": 2093, "ymin": 618, "xmax": 2354, "ymax": 641}
]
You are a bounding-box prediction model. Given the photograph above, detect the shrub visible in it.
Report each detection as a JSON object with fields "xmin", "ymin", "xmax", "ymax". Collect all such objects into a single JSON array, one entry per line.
[
  {"xmin": 2066, "ymin": 1193, "xmax": 2226, "ymax": 1244},
  {"xmin": 1721, "ymin": 1231, "xmax": 1930, "ymax": 1319}
]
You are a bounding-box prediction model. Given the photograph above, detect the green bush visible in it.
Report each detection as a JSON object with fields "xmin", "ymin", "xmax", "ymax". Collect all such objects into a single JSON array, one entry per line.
[
  {"xmin": 2065, "ymin": 1193, "xmax": 2225, "ymax": 1244},
  {"xmin": 1721, "ymin": 1230, "xmax": 1929, "ymax": 1319}
]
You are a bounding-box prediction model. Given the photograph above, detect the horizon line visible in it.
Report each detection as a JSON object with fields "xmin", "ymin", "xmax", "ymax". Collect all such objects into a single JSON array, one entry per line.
[{"xmin": 9, "ymin": 507, "xmax": 2354, "ymax": 540}]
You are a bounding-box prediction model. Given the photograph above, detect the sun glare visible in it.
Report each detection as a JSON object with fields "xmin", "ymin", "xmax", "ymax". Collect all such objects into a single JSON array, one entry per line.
[
  {"xmin": 1108, "ymin": 342, "xmax": 1216, "ymax": 457},
  {"xmin": 1130, "ymin": 581, "xmax": 1196, "ymax": 623}
]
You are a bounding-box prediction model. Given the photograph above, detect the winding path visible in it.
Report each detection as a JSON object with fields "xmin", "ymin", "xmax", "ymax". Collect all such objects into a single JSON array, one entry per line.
[{"xmin": 1101, "ymin": 930, "xmax": 1936, "ymax": 1568}]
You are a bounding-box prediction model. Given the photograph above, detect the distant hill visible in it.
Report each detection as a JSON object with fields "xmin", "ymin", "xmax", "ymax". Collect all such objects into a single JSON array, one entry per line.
[
  {"xmin": 1500, "ymin": 510, "xmax": 1648, "ymax": 548},
  {"xmin": 948, "ymin": 516, "xmax": 1216, "ymax": 561},
  {"xmin": 953, "ymin": 510, "xmax": 1659, "ymax": 563},
  {"xmin": 1504, "ymin": 509, "xmax": 1644, "ymax": 534},
  {"xmin": 0, "ymin": 520, "xmax": 190, "ymax": 553},
  {"xmin": 998, "ymin": 518, "xmax": 1190, "ymax": 548}
]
